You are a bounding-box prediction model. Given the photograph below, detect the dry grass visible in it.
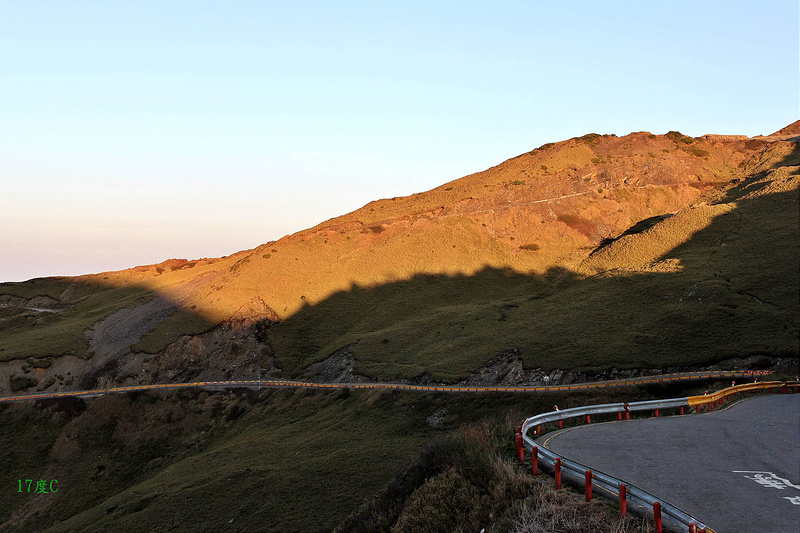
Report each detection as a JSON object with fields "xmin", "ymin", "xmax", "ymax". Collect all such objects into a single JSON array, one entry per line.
[
  {"xmin": 507, "ymin": 498, "xmax": 652, "ymax": 533},
  {"xmin": 337, "ymin": 409, "xmax": 655, "ymax": 533}
]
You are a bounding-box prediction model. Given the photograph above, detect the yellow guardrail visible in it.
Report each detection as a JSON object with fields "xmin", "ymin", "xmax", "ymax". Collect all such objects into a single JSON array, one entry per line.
[
  {"xmin": 687, "ymin": 381, "xmax": 798, "ymax": 407},
  {"xmin": 0, "ymin": 370, "xmax": 783, "ymax": 404}
]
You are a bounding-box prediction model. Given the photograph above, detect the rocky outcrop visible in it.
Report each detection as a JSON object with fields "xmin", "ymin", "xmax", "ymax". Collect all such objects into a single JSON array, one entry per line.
[
  {"xmin": 0, "ymin": 294, "xmax": 61, "ymax": 310},
  {"xmin": 86, "ymin": 296, "xmax": 179, "ymax": 360},
  {"xmin": 299, "ymin": 344, "xmax": 369, "ymax": 383}
]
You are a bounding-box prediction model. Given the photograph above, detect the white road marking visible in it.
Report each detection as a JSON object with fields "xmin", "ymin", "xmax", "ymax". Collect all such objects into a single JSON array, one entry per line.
[{"xmin": 733, "ymin": 471, "xmax": 800, "ymax": 491}]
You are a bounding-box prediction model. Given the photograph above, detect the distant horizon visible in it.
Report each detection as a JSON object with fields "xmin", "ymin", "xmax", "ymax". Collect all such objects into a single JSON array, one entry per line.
[{"xmin": 2, "ymin": 1, "xmax": 797, "ymax": 283}]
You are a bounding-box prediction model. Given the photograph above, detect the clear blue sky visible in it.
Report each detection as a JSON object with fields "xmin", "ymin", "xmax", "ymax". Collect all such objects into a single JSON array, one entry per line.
[{"xmin": 1, "ymin": 1, "xmax": 797, "ymax": 282}]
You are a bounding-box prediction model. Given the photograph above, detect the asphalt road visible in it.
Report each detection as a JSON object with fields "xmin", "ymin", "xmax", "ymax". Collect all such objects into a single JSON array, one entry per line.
[{"xmin": 538, "ymin": 394, "xmax": 800, "ymax": 533}]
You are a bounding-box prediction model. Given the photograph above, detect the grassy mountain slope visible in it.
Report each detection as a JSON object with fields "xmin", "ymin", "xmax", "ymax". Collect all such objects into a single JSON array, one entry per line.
[
  {"xmin": 0, "ymin": 127, "xmax": 797, "ymax": 394},
  {"xmin": 2, "ymin": 382, "xmax": 675, "ymax": 533},
  {"xmin": 269, "ymin": 141, "xmax": 798, "ymax": 381}
]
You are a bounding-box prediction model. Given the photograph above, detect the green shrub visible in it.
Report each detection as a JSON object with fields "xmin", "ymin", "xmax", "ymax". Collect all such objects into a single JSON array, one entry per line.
[
  {"xmin": 577, "ymin": 133, "xmax": 602, "ymax": 146},
  {"xmin": 391, "ymin": 468, "xmax": 482, "ymax": 533},
  {"xmin": 557, "ymin": 214, "xmax": 580, "ymax": 226},
  {"xmin": 533, "ymin": 142, "xmax": 555, "ymax": 152},
  {"xmin": 229, "ymin": 255, "xmax": 252, "ymax": 273},
  {"xmin": 666, "ymin": 131, "xmax": 695, "ymax": 144},
  {"xmin": 745, "ymin": 139, "xmax": 767, "ymax": 150},
  {"xmin": 9, "ymin": 374, "xmax": 38, "ymax": 391}
]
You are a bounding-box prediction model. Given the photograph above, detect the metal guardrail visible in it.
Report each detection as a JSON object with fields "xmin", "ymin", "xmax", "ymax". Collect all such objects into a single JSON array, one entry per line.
[
  {"xmin": 0, "ymin": 370, "xmax": 772, "ymax": 403},
  {"xmin": 516, "ymin": 380, "xmax": 800, "ymax": 533},
  {"xmin": 531, "ymin": 443, "xmax": 705, "ymax": 531},
  {"xmin": 0, "ymin": 370, "xmax": 768, "ymax": 403}
]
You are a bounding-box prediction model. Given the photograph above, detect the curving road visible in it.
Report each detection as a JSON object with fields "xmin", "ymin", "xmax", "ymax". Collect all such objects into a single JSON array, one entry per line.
[
  {"xmin": 539, "ymin": 394, "xmax": 800, "ymax": 533},
  {"xmin": 0, "ymin": 370, "xmax": 769, "ymax": 404}
]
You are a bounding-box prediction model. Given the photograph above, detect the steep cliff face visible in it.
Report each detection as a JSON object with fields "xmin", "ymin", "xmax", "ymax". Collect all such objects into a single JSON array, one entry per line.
[{"xmin": 1, "ymin": 127, "xmax": 797, "ymax": 393}]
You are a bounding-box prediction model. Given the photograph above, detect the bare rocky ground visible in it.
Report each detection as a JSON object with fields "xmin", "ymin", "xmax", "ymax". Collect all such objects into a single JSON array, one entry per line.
[
  {"xmin": 287, "ymin": 343, "xmax": 797, "ymax": 388},
  {"xmin": 85, "ymin": 300, "xmax": 282, "ymax": 390},
  {"xmin": 0, "ymin": 302, "xmax": 279, "ymax": 396}
]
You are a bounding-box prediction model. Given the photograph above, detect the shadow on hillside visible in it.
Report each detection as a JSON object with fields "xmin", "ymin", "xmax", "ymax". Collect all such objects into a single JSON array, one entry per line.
[
  {"xmin": 2, "ymin": 144, "xmax": 797, "ymax": 391},
  {"xmin": 270, "ymin": 146, "xmax": 799, "ymax": 382},
  {"xmin": 0, "ymin": 271, "xmax": 221, "ymax": 394}
]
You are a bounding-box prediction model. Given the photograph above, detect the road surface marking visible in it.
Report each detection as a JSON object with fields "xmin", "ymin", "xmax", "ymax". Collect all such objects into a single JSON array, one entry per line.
[{"xmin": 733, "ymin": 471, "xmax": 800, "ymax": 500}]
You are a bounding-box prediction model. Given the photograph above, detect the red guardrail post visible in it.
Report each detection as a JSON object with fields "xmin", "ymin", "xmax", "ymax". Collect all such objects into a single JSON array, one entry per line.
[
  {"xmin": 624, "ymin": 403, "xmax": 630, "ymax": 420},
  {"xmin": 654, "ymin": 408, "xmax": 660, "ymax": 417},
  {"xmin": 531, "ymin": 446, "xmax": 538, "ymax": 476},
  {"xmin": 653, "ymin": 501, "xmax": 663, "ymax": 533},
  {"xmin": 585, "ymin": 414, "xmax": 591, "ymax": 424},
  {"xmin": 555, "ymin": 458, "xmax": 562, "ymax": 489},
  {"xmin": 585, "ymin": 470, "xmax": 592, "ymax": 501},
  {"xmin": 516, "ymin": 426, "xmax": 524, "ymax": 463},
  {"xmin": 619, "ymin": 483, "xmax": 627, "ymax": 517},
  {"xmin": 680, "ymin": 405, "xmax": 685, "ymax": 415}
]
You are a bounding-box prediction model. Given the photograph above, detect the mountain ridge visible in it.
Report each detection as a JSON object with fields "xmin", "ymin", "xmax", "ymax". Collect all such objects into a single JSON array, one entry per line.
[{"xmin": 1, "ymin": 124, "xmax": 797, "ymax": 395}]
